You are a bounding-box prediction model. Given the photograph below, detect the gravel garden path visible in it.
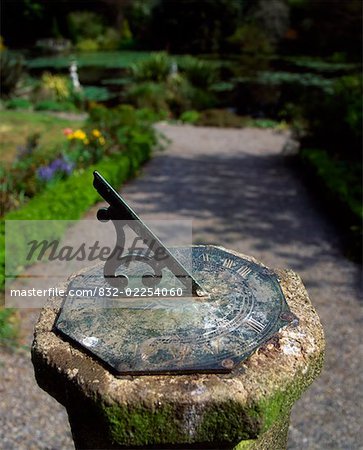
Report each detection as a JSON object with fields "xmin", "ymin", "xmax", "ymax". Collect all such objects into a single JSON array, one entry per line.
[{"xmin": 1, "ymin": 124, "xmax": 361, "ymax": 449}]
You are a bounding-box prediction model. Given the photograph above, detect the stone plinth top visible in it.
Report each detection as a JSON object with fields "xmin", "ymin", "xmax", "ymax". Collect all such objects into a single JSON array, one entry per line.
[{"xmin": 32, "ymin": 263, "xmax": 324, "ymax": 450}]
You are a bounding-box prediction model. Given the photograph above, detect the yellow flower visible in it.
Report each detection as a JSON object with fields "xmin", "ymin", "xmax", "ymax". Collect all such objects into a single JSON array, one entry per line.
[
  {"xmin": 92, "ymin": 129, "xmax": 101, "ymax": 138},
  {"xmin": 84, "ymin": 138, "xmax": 89, "ymax": 145},
  {"xmin": 73, "ymin": 129, "xmax": 86, "ymax": 140},
  {"xmin": 99, "ymin": 136, "xmax": 106, "ymax": 145}
]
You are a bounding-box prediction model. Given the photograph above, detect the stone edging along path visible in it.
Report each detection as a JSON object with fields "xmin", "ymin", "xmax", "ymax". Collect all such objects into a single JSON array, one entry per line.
[{"xmin": 1, "ymin": 124, "xmax": 361, "ymax": 450}]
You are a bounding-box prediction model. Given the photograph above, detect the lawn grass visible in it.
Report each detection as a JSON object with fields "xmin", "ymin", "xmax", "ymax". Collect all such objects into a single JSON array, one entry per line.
[
  {"xmin": 0, "ymin": 110, "xmax": 82, "ymax": 165},
  {"xmin": 27, "ymin": 51, "xmax": 151, "ymax": 70}
]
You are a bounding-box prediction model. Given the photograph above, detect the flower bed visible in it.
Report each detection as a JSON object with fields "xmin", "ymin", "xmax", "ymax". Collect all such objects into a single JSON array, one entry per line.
[{"xmin": 1, "ymin": 105, "xmax": 161, "ymax": 290}]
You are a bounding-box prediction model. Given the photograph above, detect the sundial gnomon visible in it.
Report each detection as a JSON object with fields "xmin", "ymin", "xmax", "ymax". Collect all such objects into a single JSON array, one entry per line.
[{"xmin": 55, "ymin": 172, "xmax": 298, "ymax": 375}]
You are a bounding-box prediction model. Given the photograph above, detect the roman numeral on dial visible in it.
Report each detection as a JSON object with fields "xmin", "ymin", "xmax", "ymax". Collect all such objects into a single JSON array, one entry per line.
[
  {"xmin": 223, "ymin": 258, "xmax": 234, "ymax": 268},
  {"xmin": 244, "ymin": 317, "xmax": 264, "ymax": 333},
  {"xmin": 236, "ymin": 265, "xmax": 252, "ymax": 278},
  {"xmin": 202, "ymin": 253, "xmax": 210, "ymax": 262}
]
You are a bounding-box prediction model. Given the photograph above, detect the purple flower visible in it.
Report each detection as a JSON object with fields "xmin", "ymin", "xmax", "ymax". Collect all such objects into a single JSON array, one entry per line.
[
  {"xmin": 50, "ymin": 158, "xmax": 73, "ymax": 174},
  {"xmin": 37, "ymin": 165, "xmax": 55, "ymax": 182},
  {"xmin": 37, "ymin": 157, "xmax": 74, "ymax": 182}
]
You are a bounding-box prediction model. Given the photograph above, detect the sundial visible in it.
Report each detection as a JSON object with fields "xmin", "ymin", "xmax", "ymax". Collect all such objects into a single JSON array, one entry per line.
[{"xmin": 55, "ymin": 171, "xmax": 298, "ymax": 375}]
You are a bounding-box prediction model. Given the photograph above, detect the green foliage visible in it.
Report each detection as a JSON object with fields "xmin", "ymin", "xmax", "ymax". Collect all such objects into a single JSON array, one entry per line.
[
  {"xmin": 252, "ymin": 119, "xmax": 280, "ymax": 129},
  {"xmin": 34, "ymin": 100, "xmax": 77, "ymax": 112},
  {"xmin": 301, "ymin": 148, "xmax": 362, "ymax": 261},
  {"xmin": 333, "ymin": 75, "xmax": 362, "ymax": 142},
  {"xmin": 301, "ymin": 74, "xmax": 362, "ymax": 161},
  {"xmin": 99, "ymin": 28, "xmax": 122, "ymax": 51},
  {"xmin": 182, "ymin": 84, "xmax": 217, "ymax": 111},
  {"xmin": 179, "ymin": 57, "xmax": 219, "ymax": 89},
  {"xmin": 68, "ymin": 11, "xmax": 105, "ymax": 42},
  {"xmin": 179, "ymin": 110, "xmax": 200, "ymax": 124},
  {"xmin": 6, "ymin": 98, "xmax": 32, "ymax": 110},
  {"xmin": 0, "ymin": 308, "xmax": 19, "ymax": 347},
  {"xmin": 126, "ymin": 82, "xmax": 169, "ymax": 112},
  {"xmin": 87, "ymin": 104, "xmax": 161, "ymax": 156},
  {"xmin": 130, "ymin": 52, "xmax": 171, "ymax": 83},
  {"xmin": 127, "ymin": 53, "xmax": 219, "ymax": 115},
  {"xmin": 83, "ymin": 86, "xmax": 115, "ymax": 102},
  {"xmin": 0, "ymin": 51, "xmax": 25, "ymax": 98},
  {"xmin": 40, "ymin": 72, "xmax": 70, "ymax": 101},
  {"xmin": 285, "ymin": 56, "xmax": 359, "ymax": 74},
  {"xmin": 76, "ymin": 38, "xmax": 99, "ymax": 52},
  {"xmin": 256, "ymin": 71, "xmax": 334, "ymax": 93},
  {"xmin": 301, "ymin": 149, "xmax": 362, "ymax": 220},
  {"xmin": 69, "ymin": 15, "xmax": 126, "ymax": 52}
]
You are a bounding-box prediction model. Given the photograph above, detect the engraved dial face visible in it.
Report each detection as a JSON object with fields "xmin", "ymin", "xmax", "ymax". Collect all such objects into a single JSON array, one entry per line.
[{"xmin": 55, "ymin": 246, "xmax": 295, "ymax": 375}]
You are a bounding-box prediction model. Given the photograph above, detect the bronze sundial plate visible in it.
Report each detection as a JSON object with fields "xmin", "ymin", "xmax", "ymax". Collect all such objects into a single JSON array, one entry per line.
[{"xmin": 55, "ymin": 245, "xmax": 297, "ymax": 375}]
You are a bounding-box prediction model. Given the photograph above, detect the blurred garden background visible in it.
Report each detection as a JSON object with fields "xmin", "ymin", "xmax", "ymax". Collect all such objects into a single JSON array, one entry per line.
[
  {"xmin": 1, "ymin": 1, "xmax": 361, "ymax": 238},
  {"xmin": 0, "ymin": 1, "xmax": 362, "ymax": 449}
]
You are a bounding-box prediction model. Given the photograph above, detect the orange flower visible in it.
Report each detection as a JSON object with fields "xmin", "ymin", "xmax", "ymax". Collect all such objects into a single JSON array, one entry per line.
[{"xmin": 63, "ymin": 128, "xmax": 73, "ymax": 136}]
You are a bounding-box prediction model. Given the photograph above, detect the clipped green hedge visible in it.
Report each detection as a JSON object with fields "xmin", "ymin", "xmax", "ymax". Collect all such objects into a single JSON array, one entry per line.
[
  {"xmin": 301, "ymin": 148, "xmax": 362, "ymax": 261},
  {"xmin": 301, "ymin": 149, "xmax": 362, "ymax": 220},
  {"xmin": 1, "ymin": 146, "xmax": 150, "ymax": 290}
]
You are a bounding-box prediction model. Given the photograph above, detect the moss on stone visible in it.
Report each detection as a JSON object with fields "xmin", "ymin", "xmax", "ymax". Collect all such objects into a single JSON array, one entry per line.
[
  {"xmin": 255, "ymin": 351, "xmax": 324, "ymax": 433},
  {"xmin": 101, "ymin": 403, "xmax": 184, "ymax": 447},
  {"xmin": 195, "ymin": 401, "xmax": 260, "ymax": 443}
]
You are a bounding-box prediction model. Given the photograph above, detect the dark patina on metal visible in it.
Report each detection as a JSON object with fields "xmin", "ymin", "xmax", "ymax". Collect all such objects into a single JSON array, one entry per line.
[{"xmin": 55, "ymin": 173, "xmax": 298, "ymax": 376}]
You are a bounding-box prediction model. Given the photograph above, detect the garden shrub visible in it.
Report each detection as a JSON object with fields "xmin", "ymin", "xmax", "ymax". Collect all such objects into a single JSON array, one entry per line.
[
  {"xmin": 130, "ymin": 52, "xmax": 172, "ymax": 83},
  {"xmin": 300, "ymin": 148, "xmax": 362, "ymax": 262},
  {"xmin": 76, "ymin": 38, "xmax": 100, "ymax": 52},
  {"xmin": 183, "ymin": 85, "xmax": 217, "ymax": 111},
  {"xmin": 178, "ymin": 56, "xmax": 219, "ymax": 89},
  {"xmin": 301, "ymin": 149, "xmax": 362, "ymax": 220},
  {"xmin": 34, "ymin": 100, "xmax": 77, "ymax": 112},
  {"xmin": 301, "ymin": 74, "xmax": 362, "ymax": 162},
  {"xmin": 40, "ymin": 72, "xmax": 70, "ymax": 101},
  {"xmin": 98, "ymin": 28, "xmax": 122, "ymax": 50},
  {"xmin": 0, "ymin": 308, "xmax": 19, "ymax": 347},
  {"xmin": 125, "ymin": 82, "xmax": 169, "ymax": 112},
  {"xmin": 83, "ymin": 86, "xmax": 114, "ymax": 102},
  {"xmin": 87, "ymin": 104, "xmax": 160, "ymax": 150},
  {"xmin": 68, "ymin": 11, "xmax": 105, "ymax": 42},
  {"xmin": 180, "ymin": 110, "xmax": 200, "ymax": 124},
  {"xmin": 6, "ymin": 98, "xmax": 32, "ymax": 110},
  {"xmin": 127, "ymin": 53, "xmax": 220, "ymax": 116}
]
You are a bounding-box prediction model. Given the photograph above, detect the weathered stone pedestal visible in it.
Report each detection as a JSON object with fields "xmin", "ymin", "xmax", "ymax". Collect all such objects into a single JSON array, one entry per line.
[{"xmin": 32, "ymin": 264, "xmax": 324, "ymax": 450}]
